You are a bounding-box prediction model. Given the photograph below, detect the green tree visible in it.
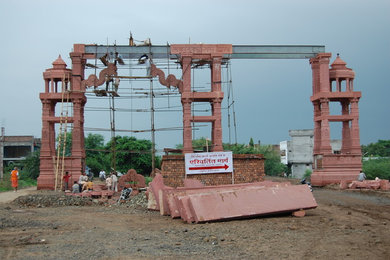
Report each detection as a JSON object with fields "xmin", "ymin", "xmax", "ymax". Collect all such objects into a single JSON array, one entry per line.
[
  {"xmin": 176, "ymin": 137, "xmax": 211, "ymax": 152},
  {"xmin": 362, "ymin": 140, "xmax": 390, "ymax": 157},
  {"xmin": 223, "ymin": 143, "xmax": 286, "ymax": 176},
  {"xmin": 249, "ymin": 137, "xmax": 254, "ymax": 147},
  {"xmin": 363, "ymin": 158, "xmax": 390, "ymax": 180},
  {"xmin": 21, "ymin": 150, "xmax": 41, "ymax": 179},
  {"xmin": 257, "ymin": 145, "xmax": 287, "ymax": 176},
  {"xmin": 56, "ymin": 132, "xmax": 72, "ymax": 156},
  {"xmin": 105, "ymin": 136, "xmax": 158, "ymax": 176},
  {"xmin": 85, "ymin": 133, "xmax": 108, "ymax": 176}
]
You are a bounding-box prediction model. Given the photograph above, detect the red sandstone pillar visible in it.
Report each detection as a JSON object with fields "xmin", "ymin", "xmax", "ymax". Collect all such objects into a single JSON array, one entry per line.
[
  {"xmin": 182, "ymin": 101, "xmax": 193, "ymax": 153},
  {"xmin": 350, "ymin": 98, "xmax": 361, "ymax": 155},
  {"xmin": 313, "ymin": 101, "xmax": 321, "ymax": 155},
  {"xmin": 341, "ymin": 101, "xmax": 351, "ymax": 153},
  {"xmin": 211, "ymin": 57, "xmax": 223, "ymax": 151},
  {"xmin": 69, "ymin": 44, "xmax": 87, "ymax": 167},
  {"xmin": 71, "ymin": 98, "xmax": 85, "ymax": 157},
  {"xmin": 181, "ymin": 56, "xmax": 193, "ymax": 153},
  {"xmin": 212, "ymin": 99, "xmax": 223, "ymax": 151},
  {"xmin": 319, "ymin": 98, "xmax": 332, "ymax": 154},
  {"xmin": 40, "ymin": 100, "xmax": 52, "ymax": 157},
  {"xmin": 311, "ymin": 59, "xmax": 319, "ymax": 94},
  {"xmin": 318, "ymin": 54, "xmax": 331, "ymax": 93},
  {"xmin": 310, "ymin": 53, "xmax": 362, "ymax": 186}
]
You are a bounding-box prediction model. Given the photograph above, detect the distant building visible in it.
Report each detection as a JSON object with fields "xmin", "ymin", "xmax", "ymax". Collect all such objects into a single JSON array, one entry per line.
[
  {"xmin": 280, "ymin": 129, "xmax": 341, "ymax": 179},
  {"xmin": 0, "ymin": 134, "xmax": 41, "ymax": 176}
]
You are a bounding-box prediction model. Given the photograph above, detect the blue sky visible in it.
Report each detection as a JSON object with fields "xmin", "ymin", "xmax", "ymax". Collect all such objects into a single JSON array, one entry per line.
[{"xmin": 0, "ymin": 0, "xmax": 389, "ymax": 151}]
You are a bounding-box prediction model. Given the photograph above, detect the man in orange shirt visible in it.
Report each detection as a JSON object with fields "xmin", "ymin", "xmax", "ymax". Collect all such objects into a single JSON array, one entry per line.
[{"xmin": 10, "ymin": 167, "xmax": 19, "ymax": 192}]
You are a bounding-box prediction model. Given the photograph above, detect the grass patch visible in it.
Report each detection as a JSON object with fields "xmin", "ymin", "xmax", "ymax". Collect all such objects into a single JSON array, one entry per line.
[{"xmin": 0, "ymin": 174, "xmax": 37, "ymax": 192}]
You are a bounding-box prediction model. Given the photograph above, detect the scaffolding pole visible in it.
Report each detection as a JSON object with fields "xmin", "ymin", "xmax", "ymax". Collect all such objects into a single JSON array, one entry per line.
[
  {"xmin": 0, "ymin": 127, "xmax": 4, "ymax": 180},
  {"xmin": 149, "ymin": 46, "xmax": 156, "ymax": 174}
]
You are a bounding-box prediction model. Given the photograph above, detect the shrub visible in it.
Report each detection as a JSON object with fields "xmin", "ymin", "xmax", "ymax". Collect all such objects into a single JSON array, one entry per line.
[
  {"xmin": 363, "ymin": 158, "xmax": 390, "ymax": 180},
  {"xmin": 145, "ymin": 176, "xmax": 153, "ymax": 186}
]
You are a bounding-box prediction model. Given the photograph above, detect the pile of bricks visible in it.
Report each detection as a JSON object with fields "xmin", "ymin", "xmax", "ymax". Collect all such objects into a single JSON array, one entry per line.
[{"xmin": 148, "ymin": 174, "xmax": 317, "ymax": 223}]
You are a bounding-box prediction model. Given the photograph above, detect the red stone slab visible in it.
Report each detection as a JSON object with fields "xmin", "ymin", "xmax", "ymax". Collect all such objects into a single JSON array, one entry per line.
[
  {"xmin": 183, "ymin": 178, "xmax": 204, "ymax": 188},
  {"xmin": 380, "ymin": 180, "xmax": 390, "ymax": 190},
  {"xmin": 147, "ymin": 189, "xmax": 158, "ymax": 211},
  {"xmin": 349, "ymin": 180, "xmax": 381, "ymax": 189},
  {"xmin": 158, "ymin": 187, "xmax": 174, "ymax": 215},
  {"xmin": 165, "ymin": 181, "xmax": 291, "ymax": 217},
  {"xmin": 176, "ymin": 196, "xmax": 194, "ymax": 223},
  {"xmin": 167, "ymin": 192, "xmax": 181, "ymax": 218},
  {"xmin": 149, "ymin": 174, "xmax": 168, "ymax": 210},
  {"xmin": 185, "ymin": 185, "xmax": 317, "ymax": 223}
]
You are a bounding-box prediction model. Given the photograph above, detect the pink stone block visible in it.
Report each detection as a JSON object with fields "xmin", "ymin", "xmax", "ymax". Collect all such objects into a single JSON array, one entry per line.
[
  {"xmin": 349, "ymin": 180, "xmax": 382, "ymax": 190},
  {"xmin": 340, "ymin": 180, "xmax": 348, "ymax": 189},
  {"xmin": 167, "ymin": 192, "xmax": 182, "ymax": 218},
  {"xmin": 380, "ymin": 180, "xmax": 390, "ymax": 190},
  {"xmin": 292, "ymin": 210, "xmax": 306, "ymax": 217},
  {"xmin": 149, "ymin": 174, "xmax": 167, "ymax": 210},
  {"xmin": 176, "ymin": 196, "xmax": 194, "ymax": 223},
  {"xmin": 147, "ymin": 189, "xmax": 158, "ymax": 211},
  {"xmin": 159, "ymin": 187, "xmax": 174, "ymax": 216},
  {"xmin": 185, "ymin": 185, "xmax": 317, "ymax": 223},
  {"xmin": 165, "ymin": 181, "xmax": 291, "ymax": 218},
  {"xmin": 183, "ymin": 178, "xmax": 204, "ymax": 188}
]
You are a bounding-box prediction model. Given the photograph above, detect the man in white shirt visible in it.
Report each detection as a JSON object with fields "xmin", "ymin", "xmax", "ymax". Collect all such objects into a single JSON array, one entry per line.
[
  {"xmin": 111, "ymin": 172, "xmax": 118, "ymax": 192},
  {"xmin": 99, "ymin": 170, "xmax": 106, "ymax": 181}
]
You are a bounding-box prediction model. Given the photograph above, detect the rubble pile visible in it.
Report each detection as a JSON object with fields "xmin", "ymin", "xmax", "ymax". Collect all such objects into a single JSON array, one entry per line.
[
  {"xmin": 11, "ymin": 191, "xmax": 148, "ymax": 209},
  {"xmin": 119, "ymin": 192, "xmax": 148, "ymax": 209},
  {"xmin": 12, "ymin": 194, "xmax": 93, "ymax": 208}
]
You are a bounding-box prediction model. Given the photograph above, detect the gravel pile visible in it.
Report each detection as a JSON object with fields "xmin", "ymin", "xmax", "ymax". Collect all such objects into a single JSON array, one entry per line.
[
  {"xmin": 11, "ymin": 191, "xmax": 149, "ymax": 209},
  {"xmin": 119, "ymin": 192, "xmax": 148, "ymax": 209},
  {"xmin": 12, "ymin": 194, "xmax": 93, "ymax": 208}
]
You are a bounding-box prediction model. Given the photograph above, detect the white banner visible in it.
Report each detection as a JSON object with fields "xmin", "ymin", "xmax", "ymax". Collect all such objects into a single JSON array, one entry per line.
[{"xmin": 185, "ymin": 151, "xmax": 233, "ymax": 175}]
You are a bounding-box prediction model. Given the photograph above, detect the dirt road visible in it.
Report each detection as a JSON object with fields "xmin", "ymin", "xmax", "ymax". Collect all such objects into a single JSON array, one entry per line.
[
  {"xmin": 0, "ymin": 185, "xmax": 389, "ymax": 259},
  {"xmin": 0, "ymin": 187, "xmax": 37, "ymax": 204}
]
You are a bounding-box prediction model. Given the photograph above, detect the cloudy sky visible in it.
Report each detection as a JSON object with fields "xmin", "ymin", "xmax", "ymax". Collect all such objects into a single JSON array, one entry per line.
[{"xmin": 0, "ymin": 0, "xmax": 389, "ymax": 151}]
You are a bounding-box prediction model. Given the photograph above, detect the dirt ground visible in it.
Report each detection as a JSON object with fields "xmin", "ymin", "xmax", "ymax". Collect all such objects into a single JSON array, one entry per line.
[{"xmin": 0, "ymin": 179, "xmax": 389, "ymax": 260}]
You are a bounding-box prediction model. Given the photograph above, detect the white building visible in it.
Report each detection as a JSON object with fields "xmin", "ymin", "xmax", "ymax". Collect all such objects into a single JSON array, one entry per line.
[{"xmin": 280, "ymin": 129, "xmax": 341, "ymax": 179}]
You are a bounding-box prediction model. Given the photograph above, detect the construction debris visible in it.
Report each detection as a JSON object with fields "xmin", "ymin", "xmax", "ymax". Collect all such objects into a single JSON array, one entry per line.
[
  {"xmin": 148, "ymin": 174, "xmax": 317, "ymax": 223},
  {"xmin": 11, "ymin": 191, "xmax": 148, "ymax": 208}
]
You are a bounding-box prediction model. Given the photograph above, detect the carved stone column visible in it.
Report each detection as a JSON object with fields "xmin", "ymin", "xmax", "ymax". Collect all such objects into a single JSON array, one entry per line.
[
  {"xmin": 350, "ymin": 98, "xmax": 361, "ymax": 154},
  {"xmin": 319, "ymin": 98, "xmax": 332, "ymax": 154},
  {"xmin": 341, "ymin": 101, "xmax": 351, "ymax": 153},
  {"xmin": 181, "ymin": 56, "xmax": 193, "ymax": 153},
  {"xmin": 313, "ymin": 101, "xmax": 321, "ymax": 155}
]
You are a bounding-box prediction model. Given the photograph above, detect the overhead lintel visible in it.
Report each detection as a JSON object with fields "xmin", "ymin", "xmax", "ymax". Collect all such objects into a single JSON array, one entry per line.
[{"xmin": 84, "ymin": 44, "xmax": 325, "ymax": 60}]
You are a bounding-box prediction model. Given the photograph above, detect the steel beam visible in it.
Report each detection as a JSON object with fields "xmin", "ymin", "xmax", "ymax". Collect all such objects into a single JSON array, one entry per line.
[
  {"xmin": 230, "ymin": 45, "xmax": 325, "ymax": 59},
  {"xmin": 84, "ymin": 44, "xmax": 325, "ymax": 60}
]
